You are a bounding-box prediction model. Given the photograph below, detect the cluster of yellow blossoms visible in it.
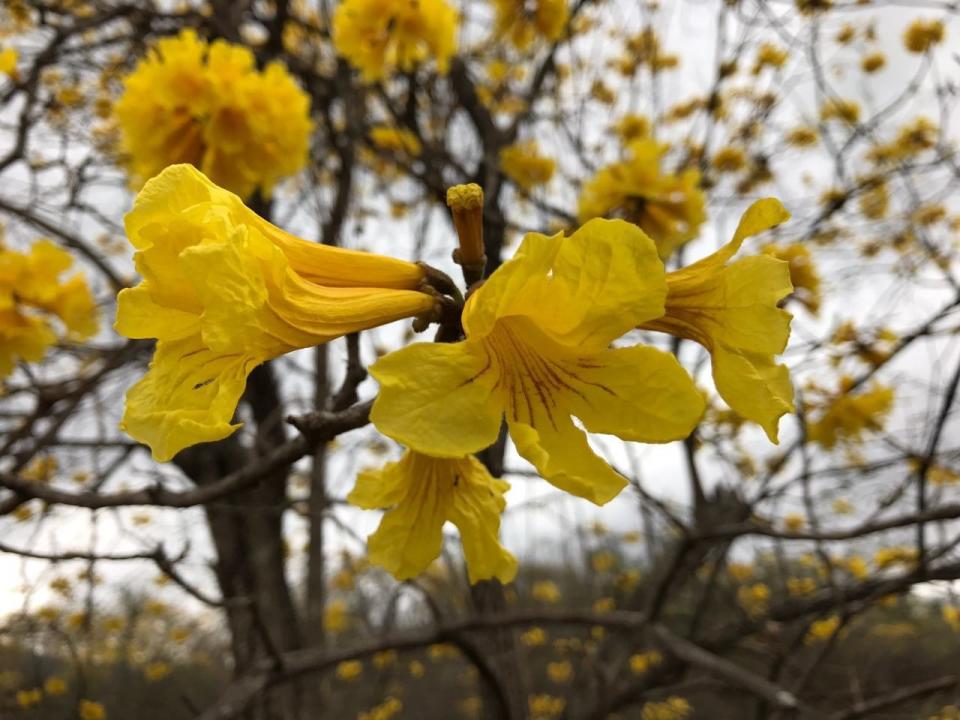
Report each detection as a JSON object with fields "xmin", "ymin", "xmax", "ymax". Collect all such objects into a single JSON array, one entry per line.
[
  {"xmin": 1, "ymin": 239, "xmax": 98, "ymax": 378},
  {"xmin": 578, "ymin": 138, "xmax": 707, "ymax": 259},
  {"xmin": 113, "ymin": 162, "xmax": 793, "ymax": 583},
  {"xmin": 114, "ymin": 30, "xmax": 312, "ymax": 199},
  {"xmin": 492, "ymin": 0, "xmax": 569, "ymax": 50},
  {"xmin": 332, "ymin": 0, "xmax": 458, "ymax": 82}
]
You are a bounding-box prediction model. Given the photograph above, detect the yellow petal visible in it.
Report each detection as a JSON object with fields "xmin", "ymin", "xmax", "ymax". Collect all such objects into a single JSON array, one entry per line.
[
  {"xmin": 120, "ymin": 334, "xmax": 258, "ymax": 462},
  {"xmin": 509, "ymin": 416, "xmax": 627, "ymax": 506},
  {"xmin": 681, "ymin": 198, "xmax": 790, "ymax": 275},
  {"xmin": 566, "ymin": 345, "xmax": 705, "ymax": 443},
  {"xmin": 369, "ymin": 341, "xmax": 503, "ymax": 457},
  {"xmin": 115, "ymin": 284, "xmax": 200, "ymax": 341},
  {"xmin": 464, "ymin": 218, "xmax": 666, "ymax": 352},
  {"xmin": 124, "ymin": 164, "xmax": 425, "ymax": 289},
  {"xmin": 449, "ymin": 459, "xmax": 518, "ymax": 584},
  {"xmin": 713, "ymin": 346, "xmax": 794, "ymax": 443}
]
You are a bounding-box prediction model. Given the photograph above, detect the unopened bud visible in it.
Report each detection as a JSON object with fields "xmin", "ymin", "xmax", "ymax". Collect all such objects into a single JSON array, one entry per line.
[{"xmin": 446, "ymin": 184, "xmax": 486, "ymax": 285}]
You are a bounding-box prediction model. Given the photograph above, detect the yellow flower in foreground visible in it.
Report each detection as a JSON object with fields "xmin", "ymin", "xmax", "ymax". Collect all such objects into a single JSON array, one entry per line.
[
  {"xmin": 578, "ymin": 139, "xmax": 706, "ymax": 259},
  {"xmin": 333, "ymin": 0, "xmax": 458, "ymax": 82},
  {"xmin": 0, "ymin": 239, "xmax": 98, "ymax": 378},
  {"xmin": 493, "ymin": 0, "xmax": 569, "ymax": 50},
  {"xmin": 499, "ymin": 141, "xmax": 556, "ymax": 191},
  {"xmin": 370, "ymin": 219, "xmax": 704, "ymax": 505},
  {"xmin": 0, "ymin": 47, "xmax": 17, "ymax": 77},
  {"xmin": 348, "ymin": 450, "xmax": 517, "ymax": 583},
  {"xmin": 807, "ymin": 384, "xmax": 894, "ymax": 449},
  {"xmin": 642, "ymin": 200, "xmax": 794, "ymax": 442},
  {"xmin": 114, "ymin": 30, "xmax": 311, "ymax": 198},
  {"xmin": 115, "ymin": 165, "xmax": 435, "ymax": 462}
]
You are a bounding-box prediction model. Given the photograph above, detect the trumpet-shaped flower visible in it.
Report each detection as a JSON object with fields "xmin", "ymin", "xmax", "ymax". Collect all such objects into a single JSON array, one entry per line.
[
  {"xmin": 332, "ymin": 0, "xmax": 459, "ymax": 82},
  {"xmin": 370, "ymin": 219, "xmax": 704, "ymax": 505},
  {"xmin": 641, "ymin": 199, "xmax": 794, "ymax": 442},
  {"xmin": 578, "ymin": 139, "xmax": 706, "ymax": 259},
  {"xmin": 349, "ymin": 450, "xmax": 517, "ymax": 583},
  {"xmin": 492, "ymin": 0, "xmax": 569, "ymax": 50},
  {"xmin": 114, "ymin": 30, "xmax": 312, "ymax": 198},
  {"xmin": 115, "ymin": 165, "xmax": 435, "ymax": 462},
  {"xmin": 0, "ymin": 239, "xmax": 98, "ymax": 378}
]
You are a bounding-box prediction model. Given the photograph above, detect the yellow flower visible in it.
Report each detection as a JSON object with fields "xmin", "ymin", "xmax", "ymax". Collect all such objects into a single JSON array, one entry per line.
[
  {"xmin": 903, "ymin": 19, "xmax": 946, "ymax": 53},
  {"xmin": 0, "ymin": 239, "xmax": 98, "ymax": 378},
  {"xmin": 44, "ymin": 676, "xmax": 68, "ymax": 696},
  {"xmin": 641, "ymin": 200, "xmax": 794, "ymax": 442},
  {"xmin": 820, "ymin": 98, "xmax": 861, "ymax": 125},
  {"xmin": 79, "ymin": 700, "xmax": 107, "ymax": 720},
  {"xmin": 762, "ymin": 243, "xmax": 821, "ymax": 314},
  {"xmin": 807, "ymin": 384, "xmax": 894, "ymax": 449},
  {"xmin": 336, "ymin": 660, "xmax": 363, "ymax": 681},
  {"xmin": 786, "ymin": 126, "xmax": 818, "ymax": 148},
  {"xmin": 520, "ymin": 627, "xmax": 547, "ymax": 647},
  {"xmin": 369, "ymin": 126, "xmax": 423, "ymax": 157},
  {"xmin": 531, "ymin": 580, "xmax": 561, "ymax": 603},
  {"xmin": 546, "ymin": 660, "xmax": 572, "ymax": 683},
  {"xmin": 528, "ymin": 694, "xmax": 566, "ymax": 719},
  {"xmin": 578, "ymin": 139, "xmax": 706, "ymax": 259},
  {"xmin": 370, "ymin": 219, "xmax": 704, "ymax": 505},
  {"xmin": 499, "ymin": 141, "xmax": 556, "ymax": 191},
  {"xmin": 861, "ymin": 52, "xmax": 886, "ymax": 73},
  {"xmin": 359, "ymin": 697, "xmax": 403, "ymax": 720},
  {"xmin": 493, "ymin": 0, "xmax": 569, "ymax": 50},
  {"xmin": 874, "ymin": 546, "xmax": 917, "ymax": 570},
  {"xmin": 115, "ymin": 165, "xmax": 435, "ymax": 462},
  {"xmin": 144, "ymin": 662, "xmax": 171, "ymax": 681},
  {"xmin": 783, "ymin": 513, "xmax": 805, "ymax": 532},
  {"xmin": 16, "ymin": 688, "xmax": 42, "ymax": 709},
  {"xmin": 348, "ymin": 450, "xmax": 517, "ymax": 584},
  {"xmin": 629, "ymin": 650, "xmax": 663, "ymax": 675},
  {"xmin": 804, "ymin": 615, "xmax": 841, "ymax": 644},
  {"xmin": 333, "ymin": 0, "xmax": 458, "ymax": 82},
  {"xmin": 751, "ymin": 43, "xmax": 788, "ymax": 74},
  {"xmin": 614, "ymin": 113, "xmax": 651, "ymax": 143},
  {"xmin": 324, "ymin": 599, "xmax": 350, "ymax": 633},
  {"xmin": 114, "ymin": 30, "xmax": 311, "ymax": 198},
  {"xmin": 642, "ymin": 696, "xmax": 691, "ymax": 720},
  {"xmin": 0, "ymin": 46, "xmax": 17, "ymax": 78},
  {"xmin": 712, "ymin": 146, "xmax": 747, "ymax": 173},
  {"xmin": 943, "ymin": 605, "xmax": 960, "ymax": 632}
]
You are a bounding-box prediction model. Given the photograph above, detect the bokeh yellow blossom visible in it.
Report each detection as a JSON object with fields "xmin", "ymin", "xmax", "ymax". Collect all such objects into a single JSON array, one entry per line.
[
  {"xmin": 333, "ymin": 0, "xmax": 458, "ymax": 82},
  {"xmin": 578, "ymin": 139, "xmax": 706, "ymax": 259},
  {"xmin": 114, "ymin": 29, "xmax": 311, "ymax": 198},
  {"xmin": 0, "ymin": 239, "xmax": 98, "ymax": 378}
]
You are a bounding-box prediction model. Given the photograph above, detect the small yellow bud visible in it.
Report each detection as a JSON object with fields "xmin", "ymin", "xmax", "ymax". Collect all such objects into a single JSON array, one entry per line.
[{"xmin": 447, "ymin": 184, "xmax": 486, "ymax": 285}]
